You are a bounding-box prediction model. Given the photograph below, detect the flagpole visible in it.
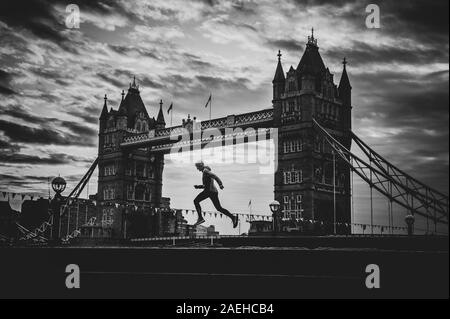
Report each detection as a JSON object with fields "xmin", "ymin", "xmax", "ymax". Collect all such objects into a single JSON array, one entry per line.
[
  {"xmin": 209, "ymin": 92, "xmax": 212, "ymax": 121},
  {"xmin": 333, "ymin": 150, "xmax": 336, "ymax": 235},
  {"xmin": 170, "ymin": 105, "xmax": 173, "ymax": 127},
  {"xmin": 248, "ymin": 201, "xmax": 250, "ymax": 221}
]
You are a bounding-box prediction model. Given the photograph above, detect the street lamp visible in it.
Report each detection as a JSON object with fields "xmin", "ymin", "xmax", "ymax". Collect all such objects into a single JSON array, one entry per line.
[
  {"xmin": 269, "ymin": 200, "xmax": 280, "ymax": 235},
  {"xmin": 269, "ymin": 200, "xmax": 280, "ymax": 214},
  {"xmin": 51, "ymin": 176, "xmax": 66, "ymax": 197}
]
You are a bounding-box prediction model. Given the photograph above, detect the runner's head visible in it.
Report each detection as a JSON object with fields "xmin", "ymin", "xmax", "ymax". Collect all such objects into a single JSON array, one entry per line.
[{"xmin": 195, "ymin": 160, "xmax": 205, "ymax": 171}]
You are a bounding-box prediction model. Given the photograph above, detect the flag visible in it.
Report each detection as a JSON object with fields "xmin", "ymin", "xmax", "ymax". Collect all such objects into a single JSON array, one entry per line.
[
  {"xmin": 204, "ymin": 94, "xmax": 211, "ymax": 108},
  {"xmin": 248, "ymin": 199, "xmax": 252, "ymax": 207},
  {"xmin": 167, "ymin": 103, "xmax": 173, "ymax": 114}
]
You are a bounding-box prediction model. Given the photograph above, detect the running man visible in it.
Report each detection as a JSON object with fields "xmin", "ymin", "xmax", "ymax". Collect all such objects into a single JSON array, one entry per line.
[{"xmin": 193, "ymin": 161, "xmax": 238, "ymax": 228}]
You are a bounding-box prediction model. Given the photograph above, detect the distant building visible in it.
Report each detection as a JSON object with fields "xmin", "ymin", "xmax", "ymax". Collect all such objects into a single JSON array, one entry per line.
[
  {"xmin": 64, "ymin": 196, "xmax": 172, "ymax": 240},
  {"xmin": 157, "ymin": 208, "xmax": 176, "ymax": 236},
  {"xmin": 58, "ymin": 198, "xmax": 102, "ymax": 239},
  {"xmin": 248, "ymin": 218, "xmax": 350, "ymax": 236},
  {"xmin": 174, "ymin": 209, "xmax": 188, "ymax": 236},
  {"xmin": 206, "ymin": 225, "xmax": 219, "ymax": 237},
  {"xmin": 160, "ymin": 197, "xmax": 171, "ymax": 209},
  {"xmin": 185, "ymin": 224, "xmax": 218, "ymax": 237},
  {"xmin": 0, "ymin": 201, "xmax": 19, "ymax": 240},
  {"xmin": 197, "ymin": 225, "xmax": 208, "ymax": 237},
  {"xmin": 248, "ymin": 220, "xmax": 273, "ymax": 235},
  {"xmin": 124, "ymin": 207, "xmax": 187, "ymax": 238},
  {"xmin": 79, "ymin": 224, "xmax": 112, "ymax": 239},
  {"xmin": 20, "ymin": 198, "xmax": 50, "ymax": 232}
]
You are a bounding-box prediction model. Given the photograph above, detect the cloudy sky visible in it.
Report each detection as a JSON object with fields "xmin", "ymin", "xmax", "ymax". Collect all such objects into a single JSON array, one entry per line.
[{"xmin": 0, "ymin": 0, "xmax": 448, "ymax": 232}]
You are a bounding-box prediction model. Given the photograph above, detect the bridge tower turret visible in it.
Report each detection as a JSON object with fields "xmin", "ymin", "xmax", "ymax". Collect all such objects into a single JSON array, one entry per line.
[
  {"xmin": 99, "ymin": 94, "xmax": 108, "ymax": 132},
  {"xmin": 272, "ymin": 50, "xmax": 285, "ymax": 100},
  {"xmin": 156, "ymin": 99, "xmax": 166, "ymax": 130},
  {"xmin": 272, "ymin": 50, "xmax": 285, "ymax": 127},
  {"xmin": 339, "ymin": 57, "xmax": 352, "ymax": 134}
]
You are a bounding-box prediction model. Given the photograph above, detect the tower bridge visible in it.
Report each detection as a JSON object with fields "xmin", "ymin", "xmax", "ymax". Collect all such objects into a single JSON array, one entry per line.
[
  {"xmin": 93, "ymin": 31, "xmax": 355, "ymax": 237},
  {"xmin": 14, "ymin": 31, "xmax": 449, "ymax": 243}
]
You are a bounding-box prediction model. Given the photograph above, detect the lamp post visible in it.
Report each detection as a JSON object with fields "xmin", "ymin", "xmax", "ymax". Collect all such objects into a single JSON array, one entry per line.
[
  {"xmin": 405, "ymin": 214, "xmax": 415, "ymax": 236},
  {"xmin": 270, "ymin": 200, "xmax": 281, "ymax": 235},
  {"xmin": 50, "ymin": 176, "xmax": 66, "ymax": 243}
]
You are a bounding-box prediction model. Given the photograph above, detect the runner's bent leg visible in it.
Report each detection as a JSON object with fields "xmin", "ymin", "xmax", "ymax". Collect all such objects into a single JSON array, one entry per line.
[
  {"xmin": 194, "ymin": 191, "xmax": 209, "ymax": 219},
  {"xmin": 210, "ymin": 192, "xmax": 234, "ymax": 220}
]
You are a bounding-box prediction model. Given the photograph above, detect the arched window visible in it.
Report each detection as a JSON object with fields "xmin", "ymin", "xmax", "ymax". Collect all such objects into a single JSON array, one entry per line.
[
  {"xmin": 314, "ymin": 136, "xmax": 322, "ymax": 152},
  {"xmin": 149, "ymin": 166, "xmax": 155, "ymax": 179},
  {"xmin": 136, "ymin": 162, "xmax": 144, "ymax": 178},
  {"xmin": 103, "ymin": 186, "xmax": 115, "ymax": 200},
  {"xmin": 135, "ymin": 184, "xmax": 145, "ymax": 201},
  {"xmin": 107, "ymin": 117, "xmax": 115, "ymax": 129},
  {"xmin": 315, "ymin": 78, "xmax": 322, "ymax": 92},
  {"xmin": 126, "ymin": 185, "xmax": 133, "ymax": 199},
  {"xmin": 324, "ymin": 162, "xmax": 334, "ymax": 185},
  {"xmin": 288, "ymin": 80, "xmax": 296, "ymax": 92}
]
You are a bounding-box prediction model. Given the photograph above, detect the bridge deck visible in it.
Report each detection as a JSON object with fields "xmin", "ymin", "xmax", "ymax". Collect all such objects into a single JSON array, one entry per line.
[{"xmin": 120, "ymin": 108, "xmax": 274, "ymax": 149}]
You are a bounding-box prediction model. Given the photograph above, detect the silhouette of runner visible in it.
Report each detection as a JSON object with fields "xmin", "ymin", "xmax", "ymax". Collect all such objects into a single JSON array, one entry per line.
[{"xmin": 193, "ymin": 161, "xmax": 238, "ymax": 228}]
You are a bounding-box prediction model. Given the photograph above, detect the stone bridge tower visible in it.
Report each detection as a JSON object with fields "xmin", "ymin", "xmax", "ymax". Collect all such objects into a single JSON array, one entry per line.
[
  {"xmin": 97, "ymin": 78, "xmax": 165, "ymax": 211},
  {"xmin": 272, "ymin": 31, "xmax": 352, "ymax": 227}
]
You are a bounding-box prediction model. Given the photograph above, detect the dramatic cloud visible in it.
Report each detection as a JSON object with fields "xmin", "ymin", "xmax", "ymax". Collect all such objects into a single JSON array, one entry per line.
[
  {"xmin": 0, "ymin": 152, "xmax": 88, "ymax": 165},
  {"xmin": 0, "ymin": 106, "xmax": 97, "ymax": 146},
  {"xmin": 0, "ymin": 69, "xmax": 17, "ymax": 95}
]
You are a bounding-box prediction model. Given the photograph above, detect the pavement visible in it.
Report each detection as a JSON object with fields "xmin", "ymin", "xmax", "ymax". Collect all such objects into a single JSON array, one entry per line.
[{"xmin": 0, "ymin": 242, "xmax": 448, "ymax": 298}]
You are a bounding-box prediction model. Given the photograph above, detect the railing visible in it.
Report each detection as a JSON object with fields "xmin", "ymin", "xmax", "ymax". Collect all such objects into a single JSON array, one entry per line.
[{"xmin": 151, "ymin": 127, "xmax": 273, "ymax": 152}]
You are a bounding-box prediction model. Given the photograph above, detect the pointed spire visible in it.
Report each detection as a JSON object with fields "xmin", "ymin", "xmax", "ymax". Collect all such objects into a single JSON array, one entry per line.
[
  {"xmin": 99, "ymin": 94, "xmax": 108, "ymax": 119},
  {"xmin": 129, "ymin": 75, "xmax": 140, "ymax": 92},
  {"xmin": 118, "ymin": 89, "xmax": 127, "ymax": 116},
  {"xmin": 272, "ymin": 50, "xmax": 285, "ymax": 83},
  {"xmin": 297, "ymin": 30, "xmax": 325, "ymax": 75},
  {"xmin": 339, "ymin": 57, "xmax": 351, "ymax": 89},
  {"xmin": 307, "ymin": 27, "xmax": 318, "ymax": 47},
  {"xmin": 157, "ymin": 99, "xmax": 165, "ymax": 125}
]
